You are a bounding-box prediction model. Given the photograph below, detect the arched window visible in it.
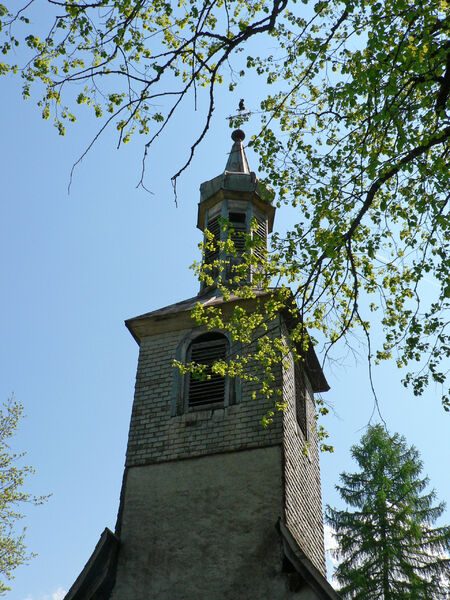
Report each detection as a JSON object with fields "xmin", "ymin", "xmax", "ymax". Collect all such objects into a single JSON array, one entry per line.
[{"xmin": 186, "ymin": 332, "xmax": 228, "ymax": 409}]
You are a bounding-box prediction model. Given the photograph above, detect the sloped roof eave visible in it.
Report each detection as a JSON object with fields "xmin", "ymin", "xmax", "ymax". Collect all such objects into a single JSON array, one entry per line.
[
  {"xmin": 278, "ymin": 520, "xmax": 341, "ymax": 600},
  {"xmin": 125, "ymin": 288, "xmax": 329, "ymax": 393},
  {"xmin": 64, "ymin": 528, "xmax": 119, "ymax": 600}
]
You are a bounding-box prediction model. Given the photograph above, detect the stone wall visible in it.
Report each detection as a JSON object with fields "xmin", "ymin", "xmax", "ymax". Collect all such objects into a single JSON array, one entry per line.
[
  {"xmin": 111, "ymin": 446, "xmax": 330, "ymax": 600},
  {"xmin": 111, "ymin": 447, "xmax": 292, "ymax": 599}
]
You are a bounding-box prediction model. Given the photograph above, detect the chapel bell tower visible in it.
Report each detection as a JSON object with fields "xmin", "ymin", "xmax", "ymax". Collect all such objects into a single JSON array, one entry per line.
[
  {"xmin": 197, "ymin": 128, "xmax": 275, "ymax": 290},
  {"xmin": 64, "ymin": 131, "xmax": 339, "ymax": 600}
]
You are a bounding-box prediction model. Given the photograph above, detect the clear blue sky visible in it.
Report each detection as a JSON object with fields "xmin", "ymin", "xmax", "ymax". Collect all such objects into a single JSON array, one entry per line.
[{"xmin": 1, "ymin": 38, "xmax": 449, "ymax": 600}]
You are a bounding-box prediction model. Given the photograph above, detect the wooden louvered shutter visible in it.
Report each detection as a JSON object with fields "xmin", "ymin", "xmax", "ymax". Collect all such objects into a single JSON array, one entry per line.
[
  {"xmin": 187, "ymin": 333, "xmax": 227, "ymax": 408},
  {"xmin": 228, "ymin": 212, "xmax": 247, "ymax": 254},
  {"xmin": 253, "ymin": 213, "xmax": 267, "ymax": 262},
  {"xmin": 294, "ymin": 361, "xmax": 307, "ymax": 439},
  {"xmin": 205, "ymin": 216, "xmax": 220, "ymax": 265}
]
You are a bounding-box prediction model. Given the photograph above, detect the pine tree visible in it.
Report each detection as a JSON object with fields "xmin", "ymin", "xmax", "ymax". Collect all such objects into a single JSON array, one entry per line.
[{"xmin": 326, "ymin": 425, "xmax": 450, "ymax": 599}]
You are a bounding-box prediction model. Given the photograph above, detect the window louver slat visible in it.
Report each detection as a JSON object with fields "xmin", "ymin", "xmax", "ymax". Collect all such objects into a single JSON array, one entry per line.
[
  {"xmin": 253, "ymin": 215, "xmax": 267, "ymax": 261},
  {"xmin": 205, "ymin": 216, "xmax": 220, "ymax": 264},
  {"xmin": 188, "ymin": 376, "xmax": 225, "ymax": 406},
  {"xmin": 256, "ymin": 216, "xmax": 266, "ymax": 237},
  {"xmin": 191, "ymin": 350, "xmax": 225, "ymax": 363},
  {"xmin": 228, "ymin": 212, "xmax": 247, "ymax": 255},
  {"xmin": 207, "ymin": 216, "xmax": 220, "ymax": 236},
  {"xmin": 230, "ymin": 223, "xmax": 246, "ymax": 253},
  {"xmin": 187, "ymin": 333, "xmax": 227, "ymax": 408}
]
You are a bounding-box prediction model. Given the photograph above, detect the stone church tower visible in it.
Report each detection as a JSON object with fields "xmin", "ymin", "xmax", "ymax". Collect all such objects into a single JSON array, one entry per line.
[{"xmin": 64, "ymin": 131, "xmax": 339, "ymax": 600}]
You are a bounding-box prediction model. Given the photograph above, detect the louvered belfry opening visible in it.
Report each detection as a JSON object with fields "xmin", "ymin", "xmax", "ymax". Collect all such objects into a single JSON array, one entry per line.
[
  {"xmin": 253, "ymin": 213, "xmax": 267, "ymax": 262},
  {"xmin": 228, "ymin": 212, "xmax": 247, "ymax": 254},
  {"xmin": 204, "ymin": 215, "xmax": 221, "ymax": 266},
  {"xmin": 187, "ymin": 332, "xmax": 228, "ymax": 408},
  {"xmin": 225, "ymin": 211, "xmax": 247, "ymax": 282}
]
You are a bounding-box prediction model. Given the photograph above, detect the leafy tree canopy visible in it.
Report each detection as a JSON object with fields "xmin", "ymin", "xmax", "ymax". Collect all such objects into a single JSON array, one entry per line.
[
  {"xmin": 326, "ymin": 424, "xmax": 450, "ymax": 598},
  {"xmin": 0, "ymin": 398, "xmax": 46, "ymax": 594},
  {"xmin": 1, "ymin": 0, "xmax": 449, "ymax": 429}
]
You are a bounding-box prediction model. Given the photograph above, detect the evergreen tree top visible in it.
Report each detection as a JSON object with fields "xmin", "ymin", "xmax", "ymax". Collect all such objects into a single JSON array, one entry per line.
[{"xmin": 326, "ymin": 425, "xmax": 450, "ymax": 599}]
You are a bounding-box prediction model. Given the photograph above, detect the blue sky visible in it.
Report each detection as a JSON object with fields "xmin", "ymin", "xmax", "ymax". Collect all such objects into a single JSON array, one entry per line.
[{"xmin": 1, "ymin": 40, "xmax": 449, "ymax": 599}]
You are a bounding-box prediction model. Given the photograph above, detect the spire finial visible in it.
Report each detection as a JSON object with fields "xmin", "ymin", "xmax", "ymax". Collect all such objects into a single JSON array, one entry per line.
[
  {"xmin": 225, "ymin": 129, "xmax": 250, "ymax": 173},
  {"xmin": 231, "ymin": 129, "xmax": 245, "ymax": 143}
]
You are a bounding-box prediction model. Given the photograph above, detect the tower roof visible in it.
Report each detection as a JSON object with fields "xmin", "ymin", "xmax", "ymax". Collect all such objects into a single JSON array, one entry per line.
[
  {"xmin": 197, "ymin": 129, "xmax": 275, "ymax": 231},
  {"xmin": 125, "ymin": 289, "xmax": 329, "ymax": 394},
  {"xmin": 224, "ymin": 129, "xmax": 250, "ymax": 174}
]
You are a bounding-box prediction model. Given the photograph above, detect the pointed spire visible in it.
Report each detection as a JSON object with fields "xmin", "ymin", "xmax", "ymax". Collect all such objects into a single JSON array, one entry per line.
[{"xmin": 225, "ymin": 129, "xmax": 250, "ymax": 174}]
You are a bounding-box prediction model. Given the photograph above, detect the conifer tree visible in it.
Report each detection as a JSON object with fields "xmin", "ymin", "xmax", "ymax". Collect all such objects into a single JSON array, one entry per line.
[{"xmin": 326, "ymin": 425, "xmax": 450, "ymax": 599}]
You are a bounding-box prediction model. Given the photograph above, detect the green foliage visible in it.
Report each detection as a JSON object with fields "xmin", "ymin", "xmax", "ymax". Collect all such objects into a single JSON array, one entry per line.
[
  {"xmin": 1, "ymin": 0, "xmax": 449, "ymax": 416},
  {"xmin": 326, "ymin": 425, "xmax": 450, "ymax": 598},
  {"xmin": 0, "ymin": 398, "xmax": 46, "ymax": 594}
]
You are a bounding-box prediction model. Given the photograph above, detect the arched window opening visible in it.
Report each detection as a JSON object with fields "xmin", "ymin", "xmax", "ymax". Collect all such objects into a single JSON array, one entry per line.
[{"xmin": 187, "ymin": 332, "xmax": 228, "ymax": 409}]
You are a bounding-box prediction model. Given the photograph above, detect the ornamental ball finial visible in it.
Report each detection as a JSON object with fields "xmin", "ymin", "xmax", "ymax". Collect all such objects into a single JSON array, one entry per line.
[{"xmin": 231, "ymin": 129, "xmax": 245, "ymax": 143}]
